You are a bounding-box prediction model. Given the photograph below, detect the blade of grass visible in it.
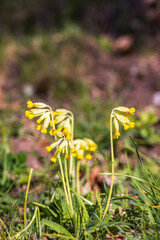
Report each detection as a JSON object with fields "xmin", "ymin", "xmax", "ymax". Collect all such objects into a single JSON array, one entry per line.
[
  {"xmin": 11, "ymin": 206, "xmax": 38, "ymax": 239},
  {"xmin": 0, "ymin": 218, "xmax": 11, "ymax": 240},
  {"xmin": 24, "ymin": 168, "xmax": 33, "ymax": 227},
  {"xmin": 129, "ymin": 137, "xmax": 143, "ymax": 166},
  {"xmin": 100, "ymin": 173, "xmax": 160, "ymax": 192}
]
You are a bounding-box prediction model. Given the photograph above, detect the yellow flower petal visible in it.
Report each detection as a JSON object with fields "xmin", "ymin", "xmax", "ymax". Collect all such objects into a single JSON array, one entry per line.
[
  {"xmin": 77, "ymin": 154, "xmax": 83, "ymax": 160},
  {"xmin": 50, "ymin": 156, "xmax": 57, "ymax": 163},
  {"xmin": 41, "ymin": 128, "xmax": 47, "ymax": 134},
  {"xmin": 52, "ymin": 111, "xmax": 57, "ymax": 117},
  {"xmin": 113, "ymin": 130, "xmax": 120, "ymax": 139},
  {"xmin": 45, "ymin": 146, "xmax": 52, "ymax": 152},
  {"xmin": 25, "ymin": 110, "xmax": 31, "ymax": 117},
  {"xmin": 129, "ymin": 122, "xmax": 135, "ymax": 128},
  {"xmin": 49, "ymin": 129, "xmax": 57, "ymax": 136},
  {"xmin": 57, "ymin": 127, "xmax": 62, "ymax": 132},
  {"xmin": 89, "ymin": 144, "xmax": 97, "ymax": 152},
  {"xmin": 71, "ymin": 149, "xmax": 77, "ymax": 157},
  {"xmin": 37, "ymin": 119, "xmax": 41, "ymax": 124},
  {"xmin": 36, "ymin": 124, "xmax": 41, "ymax": 131},
  {"xmin": 123, "ymin": 123, "xmax": 130, "ymax": 131},
  {"xmin": 28, "ymin": 113, "xmax": 34, "ymax": 120},
  {"xmin": 56, "ymin": 148, "xmax": 61, "ymax": 154},
  {"xmin": 27, "ymin": 100, "xmax": 34, "ymax": 108},
  {"xmin": 129, "ymin": 107, "xmax": 135, "ymax": 115},
  {"xmin": 65, "ymin": 154, "xmax": 70, "ymax": 160},
  {"xmin": 85, "ymin": 153, "xmax": 92, "ymax": 160},
  {"xmin": 66, "ymin": 133, "xmax": 71, "ymax": 141},
  {"xmin": 63, "ymin": 127, "xmax": 69, "ymax": 135},
  {"xmin": 50, "ymin": 120, "xmax": 53, "ymax": 127}
]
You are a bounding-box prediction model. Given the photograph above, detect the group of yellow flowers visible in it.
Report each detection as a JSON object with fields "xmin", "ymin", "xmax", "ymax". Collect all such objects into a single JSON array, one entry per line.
[
  {"xmin": 25, "ymin": 100, "xmax": 135, "ymax": 163},
  {"xmin": 112, "ymin": 106, "xmax": 135, "ymax": 139},
  {"xmin": 25, "ymin": 100, "xmax": 97, "ymax": 163}
]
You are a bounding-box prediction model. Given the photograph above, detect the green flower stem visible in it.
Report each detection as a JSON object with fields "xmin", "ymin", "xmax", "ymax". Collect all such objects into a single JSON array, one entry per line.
[
  {"xmin": 58, "ymin": 155, "xmax": 70, "ymax": 204},
  {"xmin": 76, "ymin": 160, "xmax": 80, "ymax": 194},
  {"xmin": 49, "ymin": 106, "xmax": 55, "ymax": 129},
  {"xmin": 50, "ymin": 107, "xmax": 70, "ymax": 205},
  {"xmin": 37, "ymin": 207, "xmax": 42, "ymax": 239},
  {"xmin": 64, "ymin": 158, "xmax": 74, "ymax": 216},
  {"xmin": 103, "ymin": 113, "xmax": 114, "ymax": 220},
  {"xmin": 24, "ymin": 168, "xmax": 33, "ymax": 227},
  {"xmin": 86, "ymin": 158, "xmax": 90, "ymax": 192},
  {"xmin": 69, "ymin": 111, "xmax": 74, "ymax": 176}
]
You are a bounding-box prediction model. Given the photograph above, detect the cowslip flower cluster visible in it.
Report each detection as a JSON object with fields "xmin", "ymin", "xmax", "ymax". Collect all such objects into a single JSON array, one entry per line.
[
  {"xmin": 45, "ymin": 139, "xmax": 76, "ymax": 163},
  {"xmin": 25, "ymin": 100, "xmax": 56, "ymax": 134},
  {"xmin": 112, "ymin": 107, "xmax": 135, "ymax": 139},
  {"xmin": 25, "ymin": 100, "xmax": 74, "ymax": 162},
  {"xmin": 73, "ymin": 138, "xmax": 97, "ymax": 160}
]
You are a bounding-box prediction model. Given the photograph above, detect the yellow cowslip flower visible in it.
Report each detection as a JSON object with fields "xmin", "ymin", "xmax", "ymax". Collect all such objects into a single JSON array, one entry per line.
[
  {"xmin": 73, "ymin": 138, "xmax": 97, "ymax": 160},
  {"xmin": 85, "ymin": 153, "xmax": 92, "ymax": 160},
  {"xmin": 25, "ymin": 110, "xmax": 31, "ymax": 117},
  {"xmin": 45, "ymin": 139, "xmax": 63, "ymax": 153},
  {"xmin": 25, "ymin": 101, "xmax": 77, "ymax": 162},
  {"xmin": 113, "ymin": 130, "xmax": 120, "ymax": 139},
  {"xmin": 45, "ymin": 137, "xmax": 76, "ymax": 163},
  {"xmin": 49, "ymin": 129, "xmax": 64, "ymax": 138},
  {"xmin": 49, "ymin": 129, "xmax": 57, "ymax": 136},
  {"xmin": 50, "ymin": 120, "xmax": 57, "ymax": 127},
  {"xmin": 36, "ymin": 124, "xmax": 41, "ymax": 131},
  {"xmin": 63, "ymin": 127, "xmax": 69, "ymax": 135},
  {"xmin": 65, "ymin": 154, "xmax": 70, "ymax": 160},
  {"xmin": 84, "ymin": 138, "xmax": 98, "ymax": 151},
  {"xmin": 50, "ymin": 148, "xmax": 62, "ymax": 163},
  {"xmin": 27, "ymin": 100, "xmax": 34, "ymax": 108},
  {"xmin": 54, "ymin": 110, "xmax": 72, "ymax": 134},
  {"xmin": 27, "ymin": 100, "xmax": 47, "ymax": 109},
  {"xmin": 26, "ymin": 100, "xmax": 57, "ymax": 134},
  {"xmin": 112, "ymin": 106, "xmax": 135, "ymax": 139},
  {"xmin": 71, "ymin": 148, "xmax": 77, "ymax": 157},
  {"xmin": 66, "ymin": 133, "xmax": 71, "ymax": 141},
  {"xmin": 50, "ymin": 156, "xmax": 57, "ymax": 163}
]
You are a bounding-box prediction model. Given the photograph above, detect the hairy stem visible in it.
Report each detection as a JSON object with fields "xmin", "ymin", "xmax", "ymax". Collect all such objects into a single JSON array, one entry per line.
[
  {"xmin": 76, "ymin": 160, "xmax": 80, "ymax": 194},
  {"xmin": 58, "ymin": 155, "xmax": 69, "ymax": 204},
  {"xmin": 103, "ymin": 113, "xmax": 114, "ymax": 219},
  {"xmin": 64, "ymin": 158, "xmax": 74, "ymax": 216}
]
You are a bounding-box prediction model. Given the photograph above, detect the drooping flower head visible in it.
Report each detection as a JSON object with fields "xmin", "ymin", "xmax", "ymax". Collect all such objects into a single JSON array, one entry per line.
[
  {"xmin": 25, "ymin": 100, "xmax": 75, "ymax": 163},
  {"xmin": 112, "ymin": 106, "xmax": 135, "ymax": 139},
  {"xmin": 45, "ymin": 138, "xmax": 76, "ymax": 163},
  {"xmin": 73, "ymin": 138, "xmax": 97, "ymax": 160},
  {"xmin": 25, "ymin": 100, "xmax": 55, "ymax": 134}
]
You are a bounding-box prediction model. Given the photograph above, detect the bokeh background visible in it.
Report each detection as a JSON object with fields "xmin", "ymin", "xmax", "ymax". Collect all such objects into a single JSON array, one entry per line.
[{"xmin": 0, "ymin": 0, "xmax": 160, "ymax": 200}]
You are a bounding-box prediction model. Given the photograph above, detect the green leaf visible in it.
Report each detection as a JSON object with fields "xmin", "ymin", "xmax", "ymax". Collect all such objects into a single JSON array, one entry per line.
[
  {"xmin": 73, "ymin": 193, "xmax": 89, "ymax": 222},
  {"xmin": 96, "ymin": 190, "xmax": 102, "ymax": 219},
  {"xmin": 129, "ymin": 137, "xmax": 143, "ymax": 166},
  {"xmin": 88, "ymin": 221, "xmax": 133, "ymax": 233},
  {"xmin": 84, "ymin": 231, "xmax": 94, "ymax": 240},
  {"xmin": 45, "ymin": 233, "xmax": 76, "ymax": 239},
  {"xmin": 32, "ymin": 202, "xmax": 57, "ymax": 218},
  {"xmin": 42, "ymin": 220, "xmax": 73, "ymax": 237}
]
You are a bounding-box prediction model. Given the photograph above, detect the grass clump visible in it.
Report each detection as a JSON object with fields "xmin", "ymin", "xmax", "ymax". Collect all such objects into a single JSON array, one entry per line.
[{"xmin": 0, "ymin": 100, "xmax": 160, "ymax": 239}]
